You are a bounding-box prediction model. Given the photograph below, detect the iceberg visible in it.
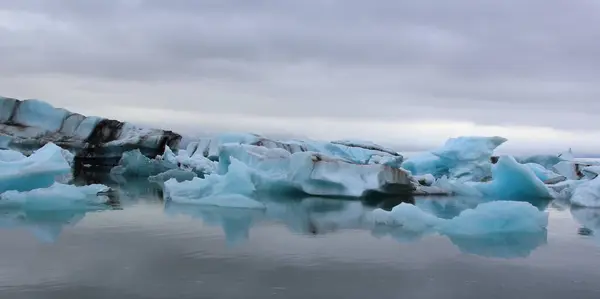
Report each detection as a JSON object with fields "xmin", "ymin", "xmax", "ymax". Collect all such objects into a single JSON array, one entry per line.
[
  {"xmin": 432, "ymin": 156, "xmax": 554, "ymax": 199},
  {"xmin": 516, "ymin": 154, "xmax": 564, "ymax": 170},
  {"xmin": 110, "ymin": 149, "xmax": 177, "ymax": 177},
  {"xmin": 402, "ymin": 136, "xmax": 506, "ymax": 182},
  {"xmin": 185, "ymin": 133, "xmax": 402, "ymax": 166},
  {"xmin": 163, "ymin": 158, "xmax": 264, "ymax": 209},
  {"xmin": 0, "ymin": 148, "xmax": 26, "ymax": 162},
  {"xmin": 524, "ymin": 163, "xmax": 564, "ymax": 183},
  {"xmin": 471, "ymin": 156, "xmax": 553, "ymax": 199},
  {"xmin": 570, "ymin": 177, "xmax": 600, "ymax": 208},
  {"xmin": 167, "ymin": 144, "xmax": 414, "ymax": 202},
  {"xmin": 0, "ymin": 183, "xmax": 111, "ymax": 209},
  {"xmin": 0, "ymin": 97, "xmax": 181, "ymax": 167},
  {"xmin": 0, "ymin": 143, "xmax": 72, "ymax": 193}
]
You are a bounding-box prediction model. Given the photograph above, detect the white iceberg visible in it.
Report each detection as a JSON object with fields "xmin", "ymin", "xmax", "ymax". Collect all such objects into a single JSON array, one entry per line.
[
  {"xmin": 185, "ymin": 132, "xmax": 402, "ymax": 166},
  {"xmin": 0, "ymin": 183, "xmax": 111, "ymax": 209},
  {"xmin": 0, "ymin": 143, "xmax": 72, "ymax": 193},
  {"xmin": 402, "ymin": 136, "xmax": 506, "ymax": 182}
]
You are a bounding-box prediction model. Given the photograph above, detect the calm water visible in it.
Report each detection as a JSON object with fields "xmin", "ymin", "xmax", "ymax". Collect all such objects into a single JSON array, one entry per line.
[{"xmin": 1, "ymin": 177, "xmax": 600, "ymax": 299}]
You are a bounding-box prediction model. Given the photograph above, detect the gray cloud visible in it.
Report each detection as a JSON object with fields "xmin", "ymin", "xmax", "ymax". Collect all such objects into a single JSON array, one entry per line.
[{"xmin": 1, "ymin": 0, "xmax": 600, "ymax": 148}]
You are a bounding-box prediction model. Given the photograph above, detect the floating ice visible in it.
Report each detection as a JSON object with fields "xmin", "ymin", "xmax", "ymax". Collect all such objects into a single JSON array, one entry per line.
[
  {"xmin": 0, "ymin": 148, "xmax": 26, "ymax": 162},
  {"xmin": 581, "ymin": 166, "xmax": 600, "ymax": 180},
  {"xmin": 221, "ymin": 144, "xmax": 413, "ymax": 197},
  {"xmin": 471, "ymin": 156, "xmax": 553, "ymax": 199},
  {"xmin": 524, "ymin": 163, "xmax": 564, "ymax": 183},
  {"xmin": 570, "ymin": 177, "xmax": 600, "ymax": 207},
  {"xmin": 163, "ymin": 158, "xmax": 264, "ymax": 209},
  {"xmin": 148, "ymin": 169, "xmax": 197, "ymax": 184},
  {"xmin": 0, "ymin": 183, "xmax": 110, "ymax": 209},
  {"xmin": 0, "ymin": 143, "xmax": 72, "ymax": 193},
  {"xmin": 402, "ymin": 136, "xmax": 507, "ymax": 181},
  {"xmin": 0, "ymin": 97, "xmax": 181, "ymax": 164},
  {"xmin": 110, "ymin": 149, "xmax": 177, "ymax": 177},
  {"xmin": 516, "ymin": 155, "xmax": 564, "ymax": 170},
  {"xmin": 185, "ymin": 133, "xmax": 402, "ymax": 166}
]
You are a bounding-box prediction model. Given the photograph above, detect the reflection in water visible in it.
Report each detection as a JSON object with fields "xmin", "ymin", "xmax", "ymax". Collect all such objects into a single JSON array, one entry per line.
[
  {"xmin": 165, "ymin": 194, "xmax": 549, "ymax": 258},
  {"xmin": 0, "ymin": 208, "xmax": 106, "ymax": 243},
  {"xmin": 0, "ymin": 175, "xmax": 550, "ymax": 258},
  {"xmin": 571, "ymin": 207, "xmax": 600, "ymax": 238}
]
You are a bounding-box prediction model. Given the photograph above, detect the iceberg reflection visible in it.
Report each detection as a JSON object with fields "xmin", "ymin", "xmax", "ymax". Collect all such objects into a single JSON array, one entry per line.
[
  {"xmin": 0, "ymin": 207, "xmax": 107, "ymax": 243},
  {"xmin": 165, "ymin": 194, "xmax": 549, "ymax": 258}
]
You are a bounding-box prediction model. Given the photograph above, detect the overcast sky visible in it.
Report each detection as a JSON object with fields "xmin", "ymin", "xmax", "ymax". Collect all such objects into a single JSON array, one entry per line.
[{"xmin": 1, "ymin": 0, "xmax": 600, "ymax": 153}]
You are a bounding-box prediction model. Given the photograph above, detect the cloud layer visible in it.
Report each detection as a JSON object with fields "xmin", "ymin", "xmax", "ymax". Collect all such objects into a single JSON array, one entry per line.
[{"xmin": 2, "ymin": 0, "xmax": 600, "ymax": 152}]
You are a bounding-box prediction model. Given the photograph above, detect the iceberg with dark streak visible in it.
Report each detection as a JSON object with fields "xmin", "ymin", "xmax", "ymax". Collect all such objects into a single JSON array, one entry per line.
[{"xmin": 0, "ymin": 97, "xmax": 181, "ymax": 167}]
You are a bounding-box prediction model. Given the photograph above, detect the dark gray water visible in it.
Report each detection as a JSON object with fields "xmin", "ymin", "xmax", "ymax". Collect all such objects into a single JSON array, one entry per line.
[{"xmin": 1, "ymin": 178, "xmax": 600, "ymax": 299}]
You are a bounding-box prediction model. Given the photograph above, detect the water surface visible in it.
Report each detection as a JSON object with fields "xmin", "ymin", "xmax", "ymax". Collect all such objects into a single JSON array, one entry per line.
[{"xmin": 1, "ymin": 178, "xmax": 600, "ymax": 299}]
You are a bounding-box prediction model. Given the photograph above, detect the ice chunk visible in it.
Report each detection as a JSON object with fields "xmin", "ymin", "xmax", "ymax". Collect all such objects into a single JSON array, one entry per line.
[
  {"xmin": 370, "ymin": 203, "xmax": 441, "ymax": 231},
  {"xmin": 0, "ymin": 149, "xmax": 26, "ymax": 162},
  {"xmin": 0, "ymin": 183, "xmax": 110, "ymax": 209},
  {"xmin": 148, "ymin": 169, "xmax": 197, "ymax": 184},
  {"xmin": 222, "ymin": 144, "xmax": 413, "ymax": 197},
  {"xmin": 581, "ymin": 166, "xmax": 600, "ymax": 180},
  {"xmin": 184, "ymin": 133, "xmax": 402, "ymax": 166},
  {"xmin": 110, "ymin": 149, "xmax": 177, "ymax": 177},
  {"xmin": 516, "ymin": 155, "xmax": 563, "ymax": 170},
  {"xmin": 163, "ymin": 145, "xmax": 413, "ymax": 206},
  {"xmin": 369, "ymin": 201, "xmax": 547, "ymax": 234},
  {"xmin": 0, "ymin": 143, "xmax": 72, "ymax": 193},
  {"xmin": 552, "ymin": 161, "xmax": 583, "ymax": 180},
  {"xmin": 438, "ymin": 201, "xmax": 548, "ymax": 235},
  {"xmin": 471, "ymin": 156, "xmax": 553, "ymax": 199},
  {"xmin": 570, "ymin": 177, "xmax": 600, "ymax": 207},
  {"xmin": 163, "ymin": 158, "xmax": 263, "ymax": 209},
  {"xmin": 402, "ymin": 136, "xmax": 506, "ymax": 182},
  {"xmin": 427, "ymin": 156, "xmax": 554, "ymax": 199},
  {"xmin": 524, "ymin": 163, "xmax": 564, "ymax": 182}
]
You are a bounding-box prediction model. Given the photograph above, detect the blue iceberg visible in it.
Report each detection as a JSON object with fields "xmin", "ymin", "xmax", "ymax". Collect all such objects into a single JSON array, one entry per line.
[
  {"xmin": 402, "ymin": 136, "xmax": 507, "ymax": 182},
  {"xmin": 0, "ymin": 143, "xmax": 72, "ymax": 193},
  {"xmin": 0, "ymin": 183, "xmax": 111, "ymax": 209}
]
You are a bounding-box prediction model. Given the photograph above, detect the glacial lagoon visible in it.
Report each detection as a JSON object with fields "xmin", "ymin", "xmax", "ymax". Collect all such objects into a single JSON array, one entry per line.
[{"xmin": 1, "ymin": 177, "xmax": 600, "ymax": 299}]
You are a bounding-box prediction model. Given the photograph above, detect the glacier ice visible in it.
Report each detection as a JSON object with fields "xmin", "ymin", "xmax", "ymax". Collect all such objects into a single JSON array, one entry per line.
[
  {"xmin": 0, "ymin": 97, "xmax": 181, "ymax": 166},
  {"xmin": 0, "ymin": 143, "xmax": 72, "ymax": 193},
  {"xmin": 0, "ymin": 183, "xmax": 111, "ymax": 209},
  {"xmin": 163, "ymin": 158, "xmax": 263, "ymax": 209},
  {"xmin": 0, "ymin": 148, "xmax": 26, "ymax": 162},
  {"xmin": 402, "ymin": 136, "xmax": 507, "ymax": 182},
  {"xmin": 569, "ymin": 177, "xmax": 600, "ymax": 207},
  {"xmin": 524, "ymin": 163, "xmax": 564, "ymax": 183},
  {"xmin": 148, "ymin": 169, "xmax": 197, "ymax": 184},
  {"xmin": 164, "ymin": 144, "xmax": 414, "ymax": 204},
  {"xmin": 185, "ymin": 132, "xmax": 403, "ymax": 166},
  {"xmin": 110, "ymin": 149, "xmax": 176, "ymax": 177},
  {"xmin": 433, "ymin": 156, "xmax": 553, "ymax": 199}
]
